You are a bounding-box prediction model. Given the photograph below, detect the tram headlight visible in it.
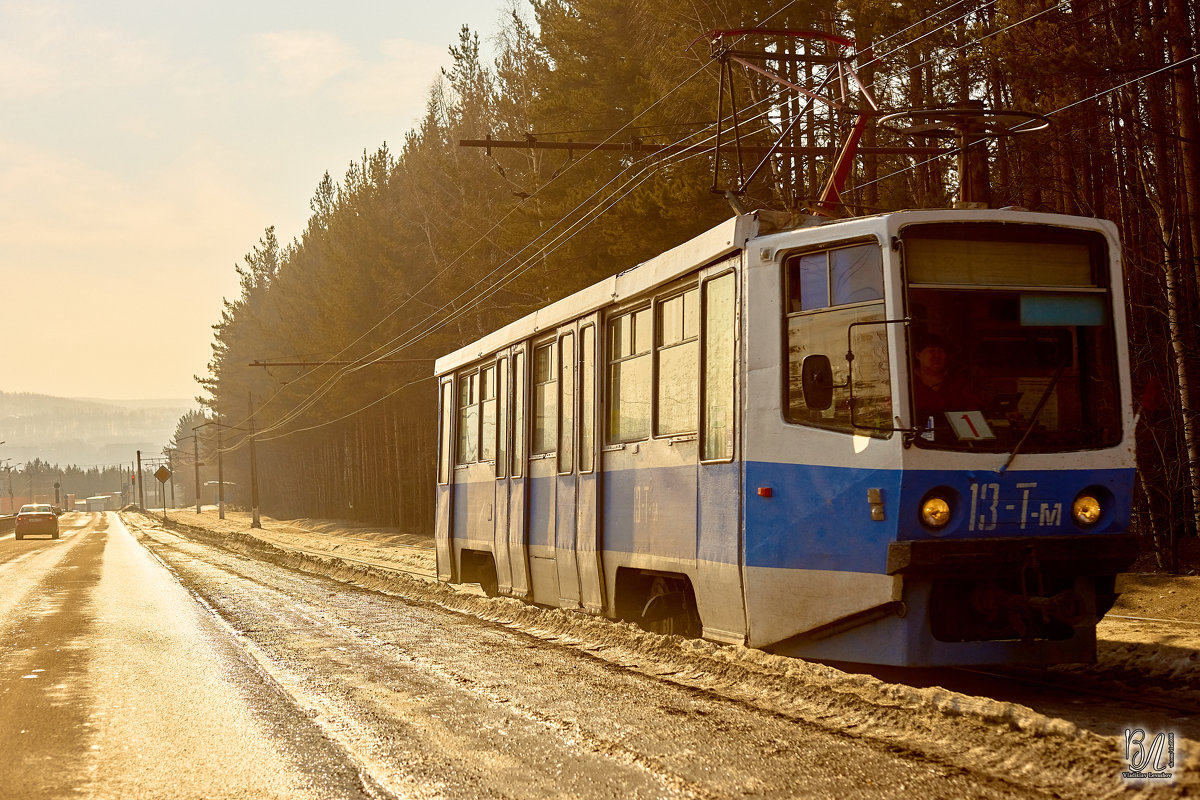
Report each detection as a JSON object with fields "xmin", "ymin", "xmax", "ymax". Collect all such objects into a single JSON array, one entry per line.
[
  {"xmin": 920, "ymin": 495, "xmax": 952, "ymax": 530},
  {"xmin": 1072, "ymin": 493, "xmax": 1102, "ymax": 527}
]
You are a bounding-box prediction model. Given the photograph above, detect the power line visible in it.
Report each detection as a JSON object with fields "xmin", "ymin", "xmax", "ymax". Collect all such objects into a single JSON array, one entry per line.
[
  {"xmin": 213, "ymin": 3, "xmax": 1083, "ymax": 442},
  {"xmin": 855, "ymin": 52, "xmax": 1200, "ymax": 194},
  {"xmin": 218, "ymin": 60, "xmax": 725, "ymax": 438},
  {"xmin": 214, "ymin": 7, "xmax": 864, "ymax": 438},
  {"xmin": 238, "ymin": 105, "xmax": 786, "ymax": 444},
  {"xmin": 239, "ymin": 89, "xmax": 790, "ymax": 442}
]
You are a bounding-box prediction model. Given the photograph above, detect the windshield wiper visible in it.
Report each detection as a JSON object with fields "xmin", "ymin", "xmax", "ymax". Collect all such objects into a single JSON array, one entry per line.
[{"xmin": 998, "ymin": 359, "xmax": 1069, "ymax": 474}]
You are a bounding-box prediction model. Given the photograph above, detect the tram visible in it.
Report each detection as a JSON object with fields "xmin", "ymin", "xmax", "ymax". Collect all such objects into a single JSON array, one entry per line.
[{"xmin": 433, "ymin": 207, "xmax": 1136, "ymax": 666}]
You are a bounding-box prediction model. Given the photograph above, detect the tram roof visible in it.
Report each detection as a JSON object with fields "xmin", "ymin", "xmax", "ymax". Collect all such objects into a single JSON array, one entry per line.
[
  {"xmin": 435, "ymin": 214, "xmax": 759, "ymax": 375},
  {"xmin": 433, "ymin": 207, "xmax": 1119, "ymax": 375}
]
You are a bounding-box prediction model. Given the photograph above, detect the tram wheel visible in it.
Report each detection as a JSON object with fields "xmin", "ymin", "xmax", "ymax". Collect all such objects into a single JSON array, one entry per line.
[{"xmin": 640, "ymin": 576, "xmax": 700, "ymax": 638}]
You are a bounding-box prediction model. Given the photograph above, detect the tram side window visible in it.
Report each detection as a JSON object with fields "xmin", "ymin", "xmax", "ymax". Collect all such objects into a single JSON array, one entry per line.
[
  {"xmin": 512, "ymin": 351, "xmax": 525, "ymax": 476},
  {"xmin": 703, "ymin": 272, "xmax": 736, "ymax": 460},
  {"xmin": 533, "ymin": 343, "xmax": 557, "ymax": 454},
  {"xmin": 657, "ymin": 289, "xmax": 699, "ymax": 435},
  {"xmin": 831, "ymin": 244, "xmax": 885, "ymax": 305},
  {"xmin": 438, "ymin": 380, "xmax": 453, "ymax": 483},
  {"xmin": 496, "ymin": 357, "xmax": 508, "ymax": 478},
  {"xmin": 579, "ymin": 326, "xmax": 595, "ymax": 472},
  {"xmin": 791, "ymin": 253, "xmax": 828, "ymax": 311},
  {"xmin": 608, "ymin": 307, "xmax": 652, "ymax": 442},
  {"xmin": 480, "ymin": 365, "xmax": 496, "ymax": 463},
  {"xmin": 559, "ymin": 333, "xmax": 575, "ymax": 473},
  {"xmin": 785, "ymin": 244, "xmax": 891, "ymax": 433},
  {"xmin": 457, "ymin": 370, "xmax": 480, "ymax": 464}
]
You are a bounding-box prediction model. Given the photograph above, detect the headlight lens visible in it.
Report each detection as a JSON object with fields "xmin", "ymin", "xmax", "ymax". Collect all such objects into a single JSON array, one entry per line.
[
  {"xmin": 920, "ymin": 496, "xmax": 951, "ymax": 529},
  {"xmin": 1072, "ymin": 494, "xmax": 1102, "ymax": 526}
]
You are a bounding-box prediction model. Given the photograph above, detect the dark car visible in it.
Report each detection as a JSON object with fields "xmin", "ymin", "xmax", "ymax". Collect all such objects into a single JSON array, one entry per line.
[{"xmin": 15, "ymin": 504, "xmax": 59, "ymax": 540}]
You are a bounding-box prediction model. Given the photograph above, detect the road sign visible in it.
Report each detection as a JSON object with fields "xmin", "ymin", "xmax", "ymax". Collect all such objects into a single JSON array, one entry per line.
[{"xmin": 154, "ymin": 466, "xmax": 172, "ymax": 483}]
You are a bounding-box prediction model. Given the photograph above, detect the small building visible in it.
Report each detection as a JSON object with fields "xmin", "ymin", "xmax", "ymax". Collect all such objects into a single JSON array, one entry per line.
[{"xmin": 86, "ymin": 495, "xmax": 114, "ymax": 512}]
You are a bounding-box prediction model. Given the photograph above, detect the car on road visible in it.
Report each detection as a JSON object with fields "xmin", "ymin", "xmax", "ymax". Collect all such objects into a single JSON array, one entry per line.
[{"xmin": 15, "ymin": 504, "xmax": 59, "ymax": 540}]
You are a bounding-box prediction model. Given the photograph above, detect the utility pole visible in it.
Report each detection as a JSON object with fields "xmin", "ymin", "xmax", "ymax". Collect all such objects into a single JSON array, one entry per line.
[
  {"xmin": 166, "ymin": 449, "xmax": 176, "ymax": 509},
  {"xmin": 217, "ymin": 420, "xmax": 225, "ymax": 520},
  {"xmin": 2, "ymin": 461, "xmax": 13, "ymax": 514},
  {"xmin": 248, "ymin": 393, "xmax": 261, "ymax": 529},
  {"xmin": 136, "ymin": 450, "xmax": 145, "ymax": 509},
  {"xmin": 193, "ymin": 434, "xmax": 201, "ymax": 514},
  {"xmin": 196, "ymin": 418, "xmax": 226, "ymax": 520}
]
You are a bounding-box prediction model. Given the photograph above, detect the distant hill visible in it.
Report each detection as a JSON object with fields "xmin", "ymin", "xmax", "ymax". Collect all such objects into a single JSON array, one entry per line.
[{"xmin": 0, "ymin": 392, "xmax": 194, "ymax": 468}]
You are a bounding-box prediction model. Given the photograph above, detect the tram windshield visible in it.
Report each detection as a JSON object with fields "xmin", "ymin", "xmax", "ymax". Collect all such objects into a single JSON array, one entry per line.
[{"xmin": 902, "ymin": 222, "xmax": 1122, "ymax": 453}]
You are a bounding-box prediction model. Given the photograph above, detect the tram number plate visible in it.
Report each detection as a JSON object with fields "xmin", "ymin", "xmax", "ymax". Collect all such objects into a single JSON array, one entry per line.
[
  {"xmin": 968, "ymin": 481, "xmax": 1064, "ymax": 532},
  {"xmin": 947, "ymin": 410, "xmax": 995, "ymax": 441}
]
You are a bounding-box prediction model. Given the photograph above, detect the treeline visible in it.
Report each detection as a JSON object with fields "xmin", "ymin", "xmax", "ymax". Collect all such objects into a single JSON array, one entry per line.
[
  {"xmin": 193, "ymin": 0, "xmax": 1200, "ymax": 565},
  {"xmin": 4, "ymin": 459, "xmax": 129, "ymax": 508},
  {"xmin": 0, "ymin": 392, "xmax": 190, "ymax": 469}
]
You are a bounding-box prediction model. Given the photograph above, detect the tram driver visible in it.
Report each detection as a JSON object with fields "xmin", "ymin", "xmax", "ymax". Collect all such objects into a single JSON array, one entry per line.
[
  {"xmin": 913, "ymin": 332, "xmax": 1027, "ymax": 442},
  {"xmin": 912, "ymin": 333, "xmax": 978, "ymax": 416}
]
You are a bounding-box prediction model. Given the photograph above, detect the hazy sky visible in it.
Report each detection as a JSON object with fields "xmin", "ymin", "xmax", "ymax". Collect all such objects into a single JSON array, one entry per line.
[{"xmin": 1, "ymin": 0, "xmax": 502, "ymax": 401}]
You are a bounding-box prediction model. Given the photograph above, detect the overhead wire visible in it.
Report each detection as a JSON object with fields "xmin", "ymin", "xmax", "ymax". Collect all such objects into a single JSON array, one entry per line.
[
  {"xmin": 862, "ymin": 0, "xmax": 1000, "ymax": 70},
  {"xmin": 233, "ymin": 99, "xmax": 788, "ymax": 446},
  {"xmin": 232, "ymin": 45, "xmax": 803, "ymax": 445},
  {"xmin": 215, "ymin": 61, "xmax": 723, "ymax": 443},
  {"xmin": 218, "ymin": 0, "xmax": 1055, "ymax": 447},
  {"xmin": 249, "ymin": 112, "xmax": 795, "ymax": 446},
  {"xmin": 854, "ymin": 52, "xmax": 1200, "ymax": 197},
  {"xmin": 217, "ymin": 2, "xmax": 821, "ymax": 442},
  {"xmin": 225, "ymin": 4, "xmax": 1000, "ymax": 446},
  {"xmin": 893, "ymin": 1, "xmax": 1065, "ymax": 88}
]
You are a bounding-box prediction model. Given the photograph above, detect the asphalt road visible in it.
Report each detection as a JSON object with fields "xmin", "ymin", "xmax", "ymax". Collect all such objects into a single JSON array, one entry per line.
[{"xmin": 0, "ymin": 512, "xmax": 372, "ymax": 799}]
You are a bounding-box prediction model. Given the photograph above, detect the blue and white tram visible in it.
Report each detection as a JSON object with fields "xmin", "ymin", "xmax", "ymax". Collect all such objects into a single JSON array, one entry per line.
[{"xmin": 433, "ymin": 208, "xmax": 1137, "ymax": 666}]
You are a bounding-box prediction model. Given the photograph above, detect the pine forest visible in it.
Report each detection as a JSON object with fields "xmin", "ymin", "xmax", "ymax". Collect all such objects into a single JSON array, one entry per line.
[{"xmin": 189, "ymin": 0, "xmax": 1200, "ymax": 570}]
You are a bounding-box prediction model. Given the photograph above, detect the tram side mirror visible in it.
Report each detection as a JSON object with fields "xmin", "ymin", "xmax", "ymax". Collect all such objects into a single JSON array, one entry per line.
[{"xmin": 801, "ymin": 354, "xmax": 834, "ymax": 410}]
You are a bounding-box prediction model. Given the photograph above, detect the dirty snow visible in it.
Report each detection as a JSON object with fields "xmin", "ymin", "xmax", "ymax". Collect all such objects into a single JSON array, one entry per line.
[{"xmin": 128, "ymin": 508, "xmax": 1200, "ymax": 797}]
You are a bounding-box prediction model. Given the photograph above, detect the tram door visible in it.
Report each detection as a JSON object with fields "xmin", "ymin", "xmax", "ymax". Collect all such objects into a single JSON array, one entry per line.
[
  {"xmin": 528, "ymin": 339, "xmax": 560, "ymax": 604},
  {"xmin": 491, "ymin": 353, "xmax": 513, "ymax": 594},
  {"xmin": 695, "ymin": 270, "xmax": 744, "ymax": 637},
  {"xmin": 575, "ymin": 317, "xmax": 604, "ymax": 614},
  {"xmin": 435, "ymin": 377, "xmax": 455, "ymax": 582},
  {"xmin": 503, "ymin": 346, "xmax": 531, "ymax": 598},
  {"xmin": 554, "ymin": 327, "xmax": 582, "ymax": 608}
]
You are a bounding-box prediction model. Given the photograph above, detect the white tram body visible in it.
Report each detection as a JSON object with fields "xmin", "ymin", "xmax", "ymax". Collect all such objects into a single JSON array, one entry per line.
[{"xmin": 434, "ymin": 209, "xmax": 1136, "ymax": 666}]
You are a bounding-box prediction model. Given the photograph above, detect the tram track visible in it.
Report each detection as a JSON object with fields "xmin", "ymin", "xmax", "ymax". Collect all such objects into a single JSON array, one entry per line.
[
  {"xmin": 127, "ymin": 509, "xmax": 1200, "ymax": 746},
  {"xmin": 133, "ymin": 512, "xmax": 441, "ymax": 583},
  {"xmin": 952, "ymin": 665, "xmax": 1200, "ymax": 718},
  {"xmin": 1107, "ymin": 613, "xmax": 1200, "ymax": 627},
  {"xmin": 260, "ymin": 538, "xmax": 439, "ymax": 582},
  {"xmin": 215, "ymin": 518, "xmax": 1200, "ymax": 737},
  {"xmin": 258, "ymin": 523, "xmax": 435, "ymax": 553}
]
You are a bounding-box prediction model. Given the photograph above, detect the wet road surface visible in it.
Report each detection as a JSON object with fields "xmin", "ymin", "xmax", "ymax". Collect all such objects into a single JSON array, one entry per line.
[{"xmin": 0, "ymin": 512, "xmax": 375, "ymax": 799}]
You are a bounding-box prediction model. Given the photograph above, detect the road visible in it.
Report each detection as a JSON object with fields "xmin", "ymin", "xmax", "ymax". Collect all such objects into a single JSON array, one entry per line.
[
  {"xmin": 0, "ymin": 512, "xmax": 1188, "ymax": 799},
  {"xmin": 0, "ymin": 512, "xmax": 370, "ymax": 799}
]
